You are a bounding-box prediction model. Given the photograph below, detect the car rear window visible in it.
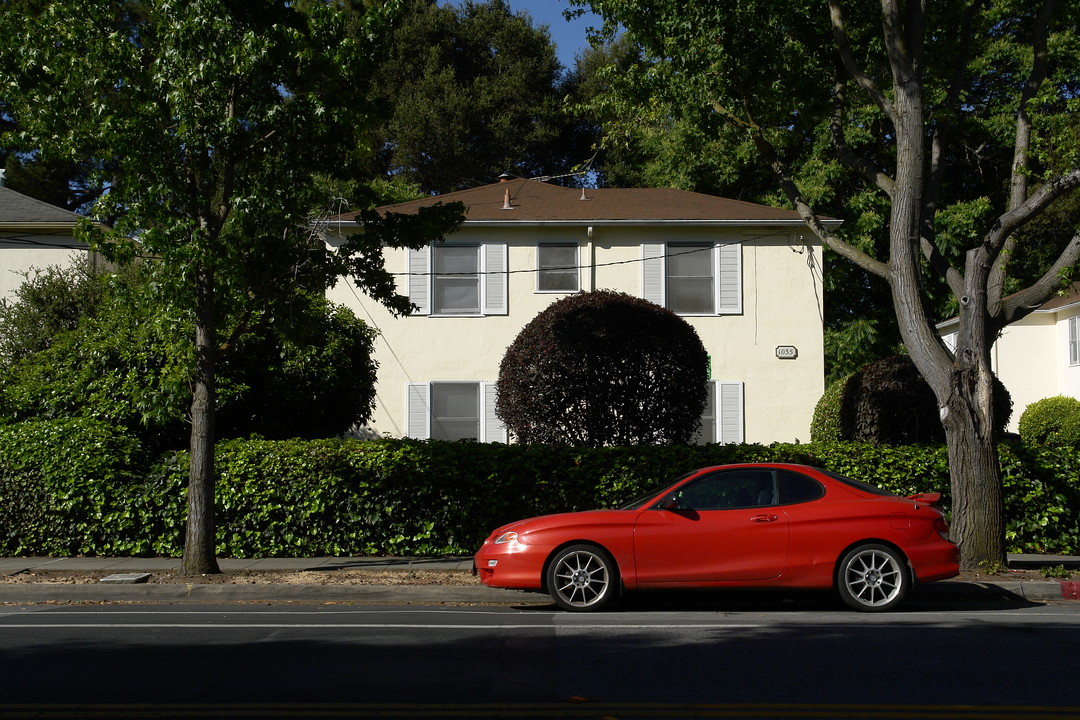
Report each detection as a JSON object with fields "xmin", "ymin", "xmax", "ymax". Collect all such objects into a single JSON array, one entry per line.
[{"xmin": 818, "ymin": 468, "xmax": 898, "ymax": 497}]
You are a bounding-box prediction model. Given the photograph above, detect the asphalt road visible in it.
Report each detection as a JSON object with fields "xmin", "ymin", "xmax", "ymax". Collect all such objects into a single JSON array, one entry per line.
[{"xmin": 2, "ymin": 597, "xmax": 1079, "ymax": 719}]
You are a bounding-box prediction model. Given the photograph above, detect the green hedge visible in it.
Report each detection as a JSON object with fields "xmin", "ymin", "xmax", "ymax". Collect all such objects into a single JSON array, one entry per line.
[{"xmin": 1, "ymin": 428, "xmax": 1078, "ymax": 557}]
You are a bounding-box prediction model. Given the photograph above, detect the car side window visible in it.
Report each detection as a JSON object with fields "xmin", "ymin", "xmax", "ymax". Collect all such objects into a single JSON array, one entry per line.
[
  {"xmin": 778, "ymin": 470, "xmax": 825, "ymax": 504},
  {"xmin": 674, "ymin": 470, "xmax": 776, "ymax": 510}
]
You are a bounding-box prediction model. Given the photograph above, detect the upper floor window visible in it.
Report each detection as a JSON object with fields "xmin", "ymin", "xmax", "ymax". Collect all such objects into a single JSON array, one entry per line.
[
  {"xmin": 1070, "ymin": 316, "xmax": 1079, "ymax": 366},
  {"xmin": 537, "ymin": 243, "xmax": 579, "ymax": 292},
  {"xmin": 408, "ymin": 243, "xmax": 508, "ymax": 316},
  {"xmin": 642, "ymin": 241, "xmax": 742, "ymax": 315},
  {"xmin": 434, "ymin": 245, "xmax": 480, "ymax": 314}
]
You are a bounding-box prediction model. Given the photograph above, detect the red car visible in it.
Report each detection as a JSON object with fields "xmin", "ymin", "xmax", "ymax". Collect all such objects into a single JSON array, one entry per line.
[{"xmin": 474, "ymin": 463, "xmax": 959, "ymax": 612}]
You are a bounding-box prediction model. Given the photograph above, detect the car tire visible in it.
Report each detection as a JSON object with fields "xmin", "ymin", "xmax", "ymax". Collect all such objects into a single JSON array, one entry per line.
[
  {"xmin": 837, "ymin": 543, "xmax": 909, "ymax": 612},
  {"xmin": 546, "ymin": 544, "xmax": 618, "ymax": 612}
]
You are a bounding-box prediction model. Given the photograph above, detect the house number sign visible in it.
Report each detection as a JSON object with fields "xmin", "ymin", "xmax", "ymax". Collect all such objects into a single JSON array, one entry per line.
[{"xmin": 775, "ymin": 345, "xmax": 798, "ymax": 360}]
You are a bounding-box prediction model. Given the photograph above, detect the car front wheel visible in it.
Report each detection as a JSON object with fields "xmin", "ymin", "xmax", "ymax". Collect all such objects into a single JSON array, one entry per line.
[
  {"xmin": 546, "ymin": 544, "xmax": 618, "ymax": 612},
  {"xmin": 837, "ymin": 543, "xmax": 909, "ymax": 612}
]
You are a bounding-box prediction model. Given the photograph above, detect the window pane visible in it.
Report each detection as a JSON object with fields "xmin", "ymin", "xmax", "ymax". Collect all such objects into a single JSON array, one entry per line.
[
  {"xmin": 667, "ymin": 243, "xmax": 714, "ymax": 314},
  {"xmin": 431, "ymin": 383, "xmax": 479, "ymax": 441},
  {"xmin": 435, "ymin": 246, "xmax": 478, "ymax": 274},
  {"xmin": 1071, "ymin": 317, "xmax": 1079, "ymax": 366},
  {"xmin": 434, "ymin": 277, "xmax": 479, "ymax": 313},
  {"xmin": 538, "ymin": 244, "xmax": 578, "ymax": 292},
  {"xmin": 693, "ymin": 381, "xmax": 716, "ymax": 445}
]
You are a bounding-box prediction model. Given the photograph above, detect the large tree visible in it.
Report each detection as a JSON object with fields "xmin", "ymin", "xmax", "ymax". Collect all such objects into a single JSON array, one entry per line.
[
  {"xmin": 0, "ymin": 0, "xmax": 463, "ymax": 574},
  {"xmin": 575, "ymin": 0, "xmax": 1080, "ymax": 569},
  {"xmin": 365, "ymin": 0, "xmax": 594, "ymax": 192},
  {"xmin": 570, "ymin": 35, "xmax": 904, "ymax": 383}
]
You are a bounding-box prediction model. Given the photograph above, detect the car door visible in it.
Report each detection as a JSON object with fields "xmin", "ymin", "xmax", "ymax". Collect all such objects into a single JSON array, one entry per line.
[{"xmin": 632, "ymin": 468, "xmax": 790, "ymax": 584}]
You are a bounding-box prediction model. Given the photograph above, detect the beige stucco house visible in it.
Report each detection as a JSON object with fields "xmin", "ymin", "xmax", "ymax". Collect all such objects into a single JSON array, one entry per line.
[
  {"xmin": 323, "ymin": 178, "xmax": 833, "ymax": 444},
  {"xmin": 938, "ymin": 282, "xmax": 1080, "ymax": 432},
  {"xmin": 0, "ymin": 184, "xmax": 89, "ymax": 301}
]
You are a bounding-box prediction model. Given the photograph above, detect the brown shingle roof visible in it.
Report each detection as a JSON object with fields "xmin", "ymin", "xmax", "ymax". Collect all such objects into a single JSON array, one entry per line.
[
  {"xmin": 1036, "ymin": 281, "xmax": 1080, "ymax": 311},
  {"xmin": 341, "ymin": 179, "xmax": 810, "ymax": 224}
]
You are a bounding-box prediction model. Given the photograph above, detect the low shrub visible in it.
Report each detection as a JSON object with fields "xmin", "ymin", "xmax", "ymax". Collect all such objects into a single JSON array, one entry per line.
[
  {"xmin": 1018, "ymin": 396, "xmax": 1080, "ymax": 447},
  {"xmin": 1, "ymin": 432, "xmax": 1076, "ymax": 557}
]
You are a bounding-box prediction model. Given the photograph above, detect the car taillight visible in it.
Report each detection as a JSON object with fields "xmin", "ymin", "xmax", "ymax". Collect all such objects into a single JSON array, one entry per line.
[{"xmin": 933, "ymin": 516, "xmax": 951, "ymax": 541}]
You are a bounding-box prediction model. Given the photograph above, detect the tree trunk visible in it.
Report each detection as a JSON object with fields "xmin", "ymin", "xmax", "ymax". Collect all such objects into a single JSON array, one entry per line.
[
  {"xmin": 181, "ymin": 264, "xmax": 221, "ymax": 575},
  {"xmin": 939, "ymin": 321, "xmax": 1006, "ymax": 571}
]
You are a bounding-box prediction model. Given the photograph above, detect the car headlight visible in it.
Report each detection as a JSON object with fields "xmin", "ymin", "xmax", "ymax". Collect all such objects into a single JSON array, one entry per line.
[{"xmin": 494, "ymin": 531, "xmax": 519, "ymax": 544}]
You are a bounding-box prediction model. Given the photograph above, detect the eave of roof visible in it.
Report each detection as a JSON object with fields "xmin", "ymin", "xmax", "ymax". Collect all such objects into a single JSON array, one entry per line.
[{"xmin": 936, "ymin": 281, "xmax": 1080, "ymax": 330}]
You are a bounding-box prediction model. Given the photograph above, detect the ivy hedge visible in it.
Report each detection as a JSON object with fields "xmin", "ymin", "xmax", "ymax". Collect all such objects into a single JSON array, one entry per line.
[{"xmin": 1, "ymin": 420, "xmax": 1078, "ymax": 557}]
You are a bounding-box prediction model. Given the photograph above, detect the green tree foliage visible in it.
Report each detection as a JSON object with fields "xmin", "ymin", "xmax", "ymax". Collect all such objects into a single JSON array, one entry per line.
[
  {"xmin": 573, "ymin": 0, "xmax": 1080, "ymax": 569},
  {"xmin": 366, "ymin": 0, "xmax": 594, "ymax": 192},
  {"xmin": 0, "ymin": 259, "xmax": 114, "ymax": 364},
  {"xmin": 0, "ymin": 0, "xmax": 464, "ymax": 573},
  {"xmin": 569, "ymin": 33, "xmax": 903, "ymax": 383},
  {"xmin": 497, "ymin": 290, "xmax": 708, "ymax": 446},
  {"xmin": 0, "ymin": 262, "xmax": 379, "ymax": 447},
  {"xmin": 1018, "ymin": 396, "xmax": 1080, "ymax": 447}
]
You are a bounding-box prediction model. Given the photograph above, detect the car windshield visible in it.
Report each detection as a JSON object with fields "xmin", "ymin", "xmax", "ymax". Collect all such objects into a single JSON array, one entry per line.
[
  {"xmin": 818, "ymin": 468, "xmax": 897, "ymax": 497},
  {"xmin": 614, "ymin": 471, "xmax": 697, "ymax": 510}
]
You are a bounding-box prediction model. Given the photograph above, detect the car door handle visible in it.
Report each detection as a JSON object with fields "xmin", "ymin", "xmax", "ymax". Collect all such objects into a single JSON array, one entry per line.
[{"xmin": 750, "ymin": 514, "xmax": 779, "ymax": 523}]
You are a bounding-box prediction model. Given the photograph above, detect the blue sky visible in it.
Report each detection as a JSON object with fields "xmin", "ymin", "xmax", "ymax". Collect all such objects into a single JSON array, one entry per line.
[{"xmin": 504, "ymin": 1, "xmax": 601, "ymax": 70}]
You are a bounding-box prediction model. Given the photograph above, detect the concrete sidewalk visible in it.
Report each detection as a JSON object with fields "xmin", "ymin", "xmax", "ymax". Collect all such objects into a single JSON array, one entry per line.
[{"xmin": 0, "ymin": 554, "xmax": 1076, "ymax": 605}]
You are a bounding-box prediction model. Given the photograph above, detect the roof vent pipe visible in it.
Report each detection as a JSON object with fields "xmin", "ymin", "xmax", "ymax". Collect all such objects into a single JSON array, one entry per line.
[
  {"xmin": 502, "ymin": 187, "xmax": 513, "ymax": 210},
  {"xmin": 580, "ymin": 187, "xmax": 589, "ymax": 201}
]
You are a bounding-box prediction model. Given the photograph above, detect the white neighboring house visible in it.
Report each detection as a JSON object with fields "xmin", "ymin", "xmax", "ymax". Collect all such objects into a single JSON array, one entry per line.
[
  {"xmin": 0, "ymin": 184, "xmax": 90, "ymax": 301},
  {"xmin": 322, "ymin": 178, "xmax": 835, "ymax": 444},
  {"xmin": 938, "ymin": 282, "xmax": 1080, "ymax": 433}
]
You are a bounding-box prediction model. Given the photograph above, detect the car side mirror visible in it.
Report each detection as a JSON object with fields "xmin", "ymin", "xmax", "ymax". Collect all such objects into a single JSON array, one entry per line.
[{"xmin": 658, "ymin": 494, "xmax": 679, "ymax": 511}]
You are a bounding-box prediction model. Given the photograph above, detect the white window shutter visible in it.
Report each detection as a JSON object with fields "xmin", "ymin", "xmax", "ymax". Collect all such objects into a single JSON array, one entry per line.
[
  {"xmin": 408, "ymin": 246, "xmax": 431, "ymax": 315},
  {"xmin": 718, "ymin": 381, "xmax": 744, "ymax": 444},
  {"xmin": 406, "ymin": 383, "xmax": 431, "ymax": 439},
  {"xmin": 716, "ymin": 242, "xmax": 742, "ymax": 314},
  {"xmin": 483, "ymin": 243, "xmax": 508, "ymax": 315},
  {"xmin": 642, "ymin": 243, "xmax": 665, "ymax": 305},
  {"xmin": 481, "ymin": 382, "xmax": 507, "ymax": 443}
]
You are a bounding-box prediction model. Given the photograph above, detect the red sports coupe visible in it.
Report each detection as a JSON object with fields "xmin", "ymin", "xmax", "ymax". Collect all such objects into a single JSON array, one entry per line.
[{"xmin": 474, "ymin": 463, "xmax": 959, "ymax": 612}]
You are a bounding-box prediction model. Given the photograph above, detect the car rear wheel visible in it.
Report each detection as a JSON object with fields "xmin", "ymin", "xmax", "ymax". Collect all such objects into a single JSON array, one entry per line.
[
  {"xmin": 837, "ymin": 543, "xmax": 909, "ymax": 612},
  {"xmin": 546, "ymin": 544, "xmax": 617, "ymax": 612}
]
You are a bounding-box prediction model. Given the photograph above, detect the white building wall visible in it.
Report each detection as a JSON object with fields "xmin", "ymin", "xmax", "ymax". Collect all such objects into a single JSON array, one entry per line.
[
  {"xmin": 327, "ymin": 223, "xmax": 824, "ymax": 444},
  {"xmin": 1059, "ymin": 308, "xmax": 1080, "ymax": 400},
  {"xmin": 0, "ymin": 233, "xmax": 87, "ymax": 301},
  {"xmin": 992, "ymin": 314, "xmax": 1059, "ymax": 432}
]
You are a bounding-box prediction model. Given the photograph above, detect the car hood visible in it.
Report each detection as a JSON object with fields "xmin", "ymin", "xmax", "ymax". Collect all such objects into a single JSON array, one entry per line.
[{"xmin": 488, "ymin": 509, "xmax": 628, "ymax": 537}]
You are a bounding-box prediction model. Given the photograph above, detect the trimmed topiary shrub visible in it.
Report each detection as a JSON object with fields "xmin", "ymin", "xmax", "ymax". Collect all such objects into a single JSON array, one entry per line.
[
  {"xmin": 496, "ymin": 290, "xmax": 708, "ymax": 446},
  {"xmin": 811, "ymin": 373, "xmax": 852, "ymax": 442},
  {"xmin": 830, "ymin": 355, "xmax": 1011, "ymax": 445},
  {"xmin": 1018, "ymin": 395, "xmax": 1080, "ymax": 447}
]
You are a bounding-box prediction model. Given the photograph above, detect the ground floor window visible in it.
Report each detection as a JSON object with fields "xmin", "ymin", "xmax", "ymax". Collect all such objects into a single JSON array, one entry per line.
[
  {"xmin": 406, "ymin": 381, "xmax": 506, "ymax": 443},
  {"xmin": 694, "ymin": 380, "xmax": 745, "ymax": 444}
]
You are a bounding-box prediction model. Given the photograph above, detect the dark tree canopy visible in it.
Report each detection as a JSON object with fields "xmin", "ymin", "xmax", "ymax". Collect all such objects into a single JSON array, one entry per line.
[
  {"xmin": 366, "ymin": 0, "xmax": 594, "ymax": 193},
  {"xmin": 497, "ymin": 291, "xmax": 708, "ymax": 447}
]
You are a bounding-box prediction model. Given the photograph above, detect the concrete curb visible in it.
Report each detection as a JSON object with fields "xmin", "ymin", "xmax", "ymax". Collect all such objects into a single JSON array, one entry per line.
[
  {"xmin": 0, "ymin": 583, "xmax": 529, "ymax": 604},
  {"xmin": 0, "ymin": 580, "xmax": 1072, "ymax": 605}
]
